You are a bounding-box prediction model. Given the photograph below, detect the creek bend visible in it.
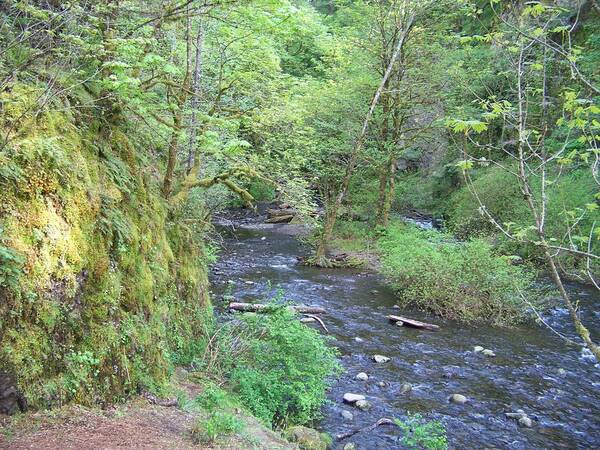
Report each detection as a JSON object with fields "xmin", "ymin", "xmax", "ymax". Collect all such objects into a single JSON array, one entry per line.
[{"xmin": 210, "ymin": 219, "xmax": 600, "ymax": 449}]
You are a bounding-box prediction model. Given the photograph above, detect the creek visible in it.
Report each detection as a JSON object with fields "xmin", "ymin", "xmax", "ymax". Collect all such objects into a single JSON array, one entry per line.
[{"xmin": 210, "ymin": 216, "xmax": 600, "ymax": 449}]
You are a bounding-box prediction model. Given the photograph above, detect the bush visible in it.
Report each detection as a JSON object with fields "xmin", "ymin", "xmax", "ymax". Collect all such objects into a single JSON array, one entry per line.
[
  {"xmin": 395, "ymin": 414, "xmax": 448, "ymax": 450},
  {"xmin": 225, "ymin": 307, "xmax": 341, "ymax": 427},
  {"xmin": 191, "ymin": 411, "xmax": 244, "ymax": 444},
  {"xmin": 378, "ymin": 223, "xmax": 540, "ymax": 325}
]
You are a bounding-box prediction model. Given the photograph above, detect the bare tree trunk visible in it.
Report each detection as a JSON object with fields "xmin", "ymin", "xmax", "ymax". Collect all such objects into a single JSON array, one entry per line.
[
  {"xmin": 313, "ymin": 13, "xmax": 415, "ymax": 262},
  {"xmin": 186, "ymin": 20, "xmax": 206, "ymax": 173},
  {"xmin": 515, "ymin": 45, "xmax": 600, "ymax": 360},
  {"xmin": 162, "ymin": 107, "xmax": 183, "ymax": 197}
]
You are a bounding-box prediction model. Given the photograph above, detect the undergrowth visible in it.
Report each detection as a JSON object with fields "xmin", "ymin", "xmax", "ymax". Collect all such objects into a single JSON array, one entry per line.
[{"xmin": 378, "ymin": 223, "xmax": 542, "ymax": 325}]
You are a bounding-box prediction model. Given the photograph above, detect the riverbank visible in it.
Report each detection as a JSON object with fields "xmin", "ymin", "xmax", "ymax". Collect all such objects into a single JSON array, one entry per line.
[
  {"xmin": 210, "ymin": 218, "xmax": 600, "ymax": 449},
  {"xmin": 0, "ymin": 370, "xmax": 297, "ymax": 450}
]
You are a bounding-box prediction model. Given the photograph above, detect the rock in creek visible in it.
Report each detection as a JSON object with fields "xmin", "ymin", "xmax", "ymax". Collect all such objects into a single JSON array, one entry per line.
[
  {"xmin": 284, "ymin": 426, "xmax": 330, "ymax": 450},
  {"xmin": 482, "ymin": 349, "xmax": 496, "ymax": 357},
  {"xmin": 373, "ymin": 354, "xmax": 390, "ymax": 363},
  {"xmin": 300, "ymin": 317, "xmax": 316, "ymax": 323},
  {"xmin": 356, "ymin": 372, "xmax": 369, "ymax": 381},
  {"xmin": 400, "ymin": 383, "xmax": 412, "ymax": 394},
  {"xmin": 473, "ymin": 346, "xmax": 485, "ymax": 353},
  {"xmin": 518, "ymin": 416, "xmax": 533, "ymax": 428},
  {"xmin": 396, "ymin": 321, "xmax": 404, "ymax": 327},
  {"xmin": 341, "ymin": 410, "xmax": 354, "ymax": 421},
  {"xmin": 355, "ymin": 399, "xmax": 371, "ymax": 410},
  {"xmin": 557, "ymin": 368, "xmax": 567, "ymax": 376},
  {"xmin": 343, "ymin": 444, "xmax": 357, "ymax": 450},
  {"xmin": 377, "ymin": 381, "xmax": 386, "ymax": 387},
  {"xmin": 343, "ymin": 393, "xmax": 366, "ymax": 404},
  {"xmin": 354, "ymin": 337, "xmax": 364, "ymax": 343},
  {"xmin": 449, "ymin": 394, "xmax": 468, "ymax": 404}
]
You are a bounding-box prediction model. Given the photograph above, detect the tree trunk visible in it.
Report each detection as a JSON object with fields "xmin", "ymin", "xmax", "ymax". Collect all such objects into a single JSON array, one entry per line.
[
  {"xmin": 313, "ymin": 14, "xmax": 415, "ymax": 260},
  {"xmin": 186, "ymin": 20, "xmax": 206, "ymax": 173},
  {"xmin": 162, "ymin": 109, "xmax": 183, "ymax": 197}
]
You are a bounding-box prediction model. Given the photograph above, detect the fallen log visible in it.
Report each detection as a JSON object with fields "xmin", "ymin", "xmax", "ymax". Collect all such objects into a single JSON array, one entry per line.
[
  {"xmin": 267, "ymin": 207, "xmax": 296, "ymax": 217},
  {"xmin": 228, "ymin": 302, "xmax": 326, "ymax": 314},
  {"xmin": 336, "ymin": 418, "xmax": 395, "ymax": 440},
  {"xmin": 265, "ymin": 214, "xmax": 294, "ymax": 224},
  {"xmin": 302, "ymin": 313, "xmax": 329, "ymax": 333},
  {"xmin": 387, "ymin": 314, "xmax": 440, "ymax": 331}
]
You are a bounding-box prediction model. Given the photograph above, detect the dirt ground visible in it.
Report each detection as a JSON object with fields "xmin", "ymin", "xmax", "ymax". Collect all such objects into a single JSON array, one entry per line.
[{"xmin": 0, "ymin": 380, "xmax": 295, "ymax": 450}]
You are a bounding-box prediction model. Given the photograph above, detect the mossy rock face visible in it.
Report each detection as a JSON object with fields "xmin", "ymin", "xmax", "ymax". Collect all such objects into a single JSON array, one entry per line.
[
  {"xmin": 284, "ymin": 426, "xmax": 332, "ymax": 450},
  {"xmin": 0, "ymin": 85, "xmax": 211, "ymax": 410}
]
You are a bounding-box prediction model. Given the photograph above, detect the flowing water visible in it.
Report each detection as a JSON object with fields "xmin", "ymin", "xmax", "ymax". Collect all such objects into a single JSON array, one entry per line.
[{"xmin": 210, "ymin": 218, "xmax": 600, "ymax": 449}]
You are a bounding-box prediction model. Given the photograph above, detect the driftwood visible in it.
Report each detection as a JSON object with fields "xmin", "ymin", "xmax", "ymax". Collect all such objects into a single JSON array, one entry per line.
[
  {"xmin": 387, "ymin": 314, "xmax": 440, "ymax": 331},
  {"xmin": 265, "ymin": 214, "xmax": 294, "ymax": 224},
  {"xmin": 267, "ymin": 207, "xmax": 296, "ymax": 217},
  {"xmin": 336, "ymin": 418, "xmax": 396, "ymax": 440},
  {"xmin": 302, "ymin": 313, "xmax": 329, "ymax": 333},
  {"xmin": 228, "ymin": 302, "xmax": 326, "ymax": 314}
]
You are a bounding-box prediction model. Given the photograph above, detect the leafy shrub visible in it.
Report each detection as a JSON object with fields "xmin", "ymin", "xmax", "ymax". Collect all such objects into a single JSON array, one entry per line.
[
  {"xmin": 378, "ymin": 223, "xmax": 539, "ymax": 325},
  {"xmin": 395, "ymin": 414, "xmax": 448, "ymax": 450},
  {"xmin": 191, "ymin": 411, "xmax": 244, "ymax": 444},
  {"xmin": 222, "ymin": 307, "xmax": 341, "ymax": 427}
]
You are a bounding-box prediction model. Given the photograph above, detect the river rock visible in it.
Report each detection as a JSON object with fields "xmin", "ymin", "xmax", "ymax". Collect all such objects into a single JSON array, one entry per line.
[
  {"xmin": 356, "ymin": 372, "xmax": 369, "ymax": 381},
  {"xmin": 244, "ymin": 280, "xmax": 254, "ymax": 285},
  {"xmin": 400, "ymin": 383, "xmax": 412, "ymax": 394},
  {"xmin": 393, "ymin": 304, "xmax": 400, "ymax": 309},
  {"xmin": 284, "ymin": 426, "xmax": 330, "ymax": 450},
  {"xmin": 343, "ymin": 444, "xmax": 357, "ymax": 450},
  {"xmin": 341, "ymin": 410, "xmax": 354, "ymax": 421},
  {"xmin": 557, "ymin": 368, "xmax": 567, "ymax": 376},
  {"xmin": 343, "ymin": 393, "xmax": 366, "ymax": 404},
  {"xmin": 377, "ymin": 381, "xmax": 386, "ymax": 387},
  {"xmin": 449, "ymin": 394, "xmax": 468, "ymax": 404},
  {"xmin": 373, "ymin": 355, "xmax": 390, "ymax": 363},
  {"xmin": 518, "ymin": 416, "xmax": 533, "ymax": 428},
  {"xmin": 473, "ymin": 346, "xmax": 485, "ymax": 353},
  {"xmin": 300, "ymin": 317, "xmax": 316, "ymax": 323},
  {"xmin": 482, "ymin": 349, "xmax": 496, "ymax": 357},
  {"xmin": 505, "ymin": 412, "xmax": 527, "ymax": 419},
  {"xmin": 396, "ymin": 321, "xmax": 404, "ymax": 327},
  {"xmin": 355, "ymin": 399, "xmax": 371, "ymax": 410},
  {"xmin": 354, "ymin": 337, "xmax": 364, "ymax": 343},
  {"xmin": 261, "ymin": 236, "xmax": 266, "ymax": 240}
]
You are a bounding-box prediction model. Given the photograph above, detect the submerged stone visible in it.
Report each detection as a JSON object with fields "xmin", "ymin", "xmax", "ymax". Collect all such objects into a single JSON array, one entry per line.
[
  {"xmin": 449, "ymin": 394, "xmax": 468, "ymax": 404},
  {"xmin": 373, "ymin": 355, "xmax": 390, "ymax": 363},
  {"xmin": 343, "ymin": 393, "xmax": 366, "ymax": 403},
  {"xmin": 356, "ymin": 372, "xmax": 369, "ymax": 381}
]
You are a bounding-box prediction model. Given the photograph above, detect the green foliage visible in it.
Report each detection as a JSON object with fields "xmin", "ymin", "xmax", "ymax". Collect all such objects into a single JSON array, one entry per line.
[
  {"xmin": 0, "ymin": 228, "xmax": 24, "ymax": 290},
  {"xmin": 191, "ymin": 411, "xmax": 244, "ymax": 444},
  {"xmin": 395, "ymin": 414, "xmax": 448, "ymax": 450},
  {"xmin": 222, "ymin": 307, "xmax": 341, "ymax": 428},
  {"xmin": 378, "ymin": 223, "xmax": 540, "ymax": 325}
]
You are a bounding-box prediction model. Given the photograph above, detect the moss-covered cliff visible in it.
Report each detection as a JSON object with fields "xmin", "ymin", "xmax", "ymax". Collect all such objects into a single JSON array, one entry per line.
[{"xmin": 0, "ymin": 84, "xmax": 211, "ymax": 408}]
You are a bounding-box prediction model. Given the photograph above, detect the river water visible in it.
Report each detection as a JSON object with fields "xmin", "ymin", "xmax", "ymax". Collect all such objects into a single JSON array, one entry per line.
[{"xmin": 210, "ymin": 219, "xmax": 600, "ymax": 449}]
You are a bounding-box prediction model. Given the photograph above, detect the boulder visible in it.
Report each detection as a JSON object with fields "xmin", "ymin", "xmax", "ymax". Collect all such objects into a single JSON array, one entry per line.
[
  {"xmin": 373, "ymin": 355, "xmax": 390, "ymax": 363},
  {"xmin": 284, "ymin": 426, "xmax": 331, "ymax": 450},
  {"xmin": 473, "ymin": 346, "xmax": 485, "ymax": 353},
  {"xmin": 354, "ymin": 337, "xmax": 364, "ymax": 343},
  {"xmin": 449, "ymin": 394, "xmax": 468, "ymax": 404},
  {"xmin": 482, "ymin": 349, "xmax": 496, "ymax": 357},
  {"xmin": 356, "ymin": 372, "xmax": 369, "ymax": 381},
  {"xmin": 343, "ymin": 393, "xmax": 366, "ymax": 404},
  {"xmin": 343, "ymin": 444, "xmax": 357, "ymax": 450}
]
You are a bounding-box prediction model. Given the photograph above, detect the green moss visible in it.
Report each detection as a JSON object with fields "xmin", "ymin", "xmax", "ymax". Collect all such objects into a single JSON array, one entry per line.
[{"xmin": 0, "ymin": 84, "xmax": 212, "ymax": 410}]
